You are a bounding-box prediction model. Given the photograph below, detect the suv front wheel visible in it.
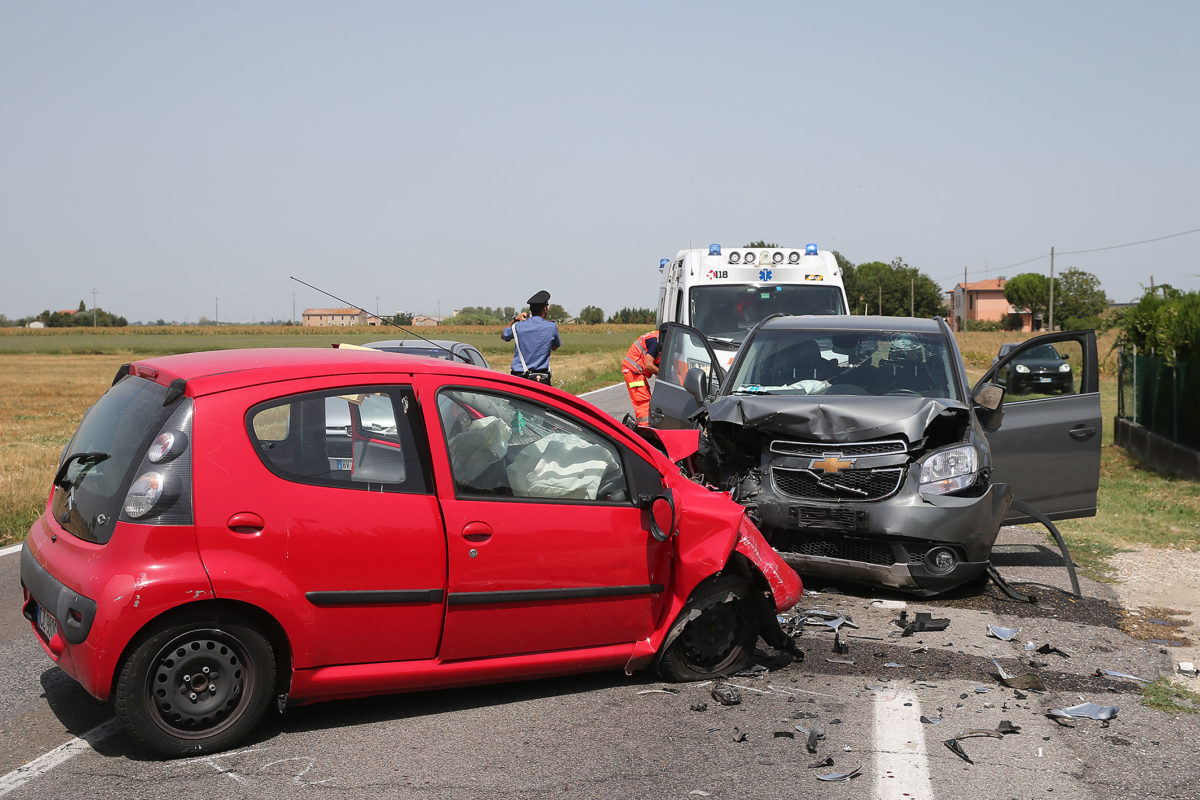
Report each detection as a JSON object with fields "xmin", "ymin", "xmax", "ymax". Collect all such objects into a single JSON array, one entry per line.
[{"xmin": 114, "ymin": 613, "xmax": 276, "ymax": 757}]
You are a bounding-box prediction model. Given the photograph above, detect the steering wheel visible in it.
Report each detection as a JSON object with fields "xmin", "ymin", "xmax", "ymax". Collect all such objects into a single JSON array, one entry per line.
[{"xmin": 597, "ymin": 471, "xmax": 627, "ymax": 501}]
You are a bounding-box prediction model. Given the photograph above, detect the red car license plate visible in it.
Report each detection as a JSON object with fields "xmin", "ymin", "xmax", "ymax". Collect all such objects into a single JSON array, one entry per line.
[{"xmin": 36, "ymin": 603, "xmax": 59, "ymax": 642}]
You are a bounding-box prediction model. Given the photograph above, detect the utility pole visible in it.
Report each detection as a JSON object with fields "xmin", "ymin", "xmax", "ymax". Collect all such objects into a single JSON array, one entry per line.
[
  {"xmin": 91, "ymin": 288, "xmax": 98, "ymax": 327},
  {"xmin": 1048, "ymin": 246, "xmax": 1055, "ymax": 331},
  {"xmin": 292, "ymin": 291, "xmax": 296, "ymax": 324},
  {"xmin": 215, "ymin": 297, "xmax": 219, "ymax": 326}
]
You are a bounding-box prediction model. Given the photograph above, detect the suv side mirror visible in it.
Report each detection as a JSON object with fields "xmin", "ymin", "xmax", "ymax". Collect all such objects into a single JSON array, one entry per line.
[
  {"xmin": 683, "ymin": 367, "xmax": 710, "ymax": 405},
  {"xmin": 972, "ymin": 382, "xmax": 1005, "ymax": 431}
]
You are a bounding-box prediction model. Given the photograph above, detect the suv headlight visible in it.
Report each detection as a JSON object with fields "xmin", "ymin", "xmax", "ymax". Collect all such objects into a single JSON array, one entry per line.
[
  {"xmin": 1015, "ymin": 364, "xmax": 1030, "ymax": 373},
  {"xmin": 919, "ymin": 445, "xmax": 979, "ymax": 496}
]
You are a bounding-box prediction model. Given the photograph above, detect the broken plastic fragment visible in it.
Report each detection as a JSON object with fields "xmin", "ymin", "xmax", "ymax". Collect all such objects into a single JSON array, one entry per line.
[
  {"xmin": 637, "ymin": 688, "xmax": 680, "ymax": 695},
  {"xmin": 955, "ymin": 729, "xmax": 1005, "ymax": 740},
  {"xmin": 1094, "ymin": 669, "xmax": 1151, "ymax": 684},
  {"xmin": 943, "ymin": 738, "xmax": 973, "ymax": 763},
  {"xmin": 919, "ymin": 715, "xmax": 942, "ymax": 725},
  {"xmin": 1036, "ymin": 643, "xmax": 1070, "ymax": 658},
  {"xmin": 1001, "ymin": 673, "xmax": 1046, "ymax": 691},
  {"xmin": 826, "ymin": 658, "xmax": 855, "ymax": 665},
  {"xmin": 794, "ymin": 725, "xmax": 820, "ymax": 753},
  {"xmin": 1179, "ymin": 662, "xmax": 1199, "ymax": 678},
  {"xmin": 816, "ymin": 766, "xmax": 861, "ymax": 782},
  {"xmin": 899, "ymin": 611, "xmax": 950, "ymax": 637},
  {"xmin": 711, "ymin": 686, "xmax": 742, "ymax": 706},
  {"xmin": 731, "ymin": 727, "xmax": 747, "ymax": 743},
  {"xmin": 991, "ymin": 657, "xmax": 1015, "ymax": 680},
  {"xmin": 690, "ymin": 702, "xmax": 708, "ymax": 712},
  {"xmin": 1047, "ymin": 702, "xmax": 1118, "ymax": 721},
  {"xmin": 973, "ymin": 686, "xmax": 990, "ymax": 693},
  {"xmin": 987, "ymin": 625, "xmax": 1020, "ymax": 641},
  {"xmin": 883, "ymin": 662, "xmax": 906, "ymax": 668},
  {"xmin": 996, "ymin": 720, "xmax": 1021, "ymax": 735},
  {"xmin": 1025, "ymin": 641, "xmax": 1036, "ymax": 651},
  {"xmin": 807, "ymin": 756, "xmax": 834, "ymax": 769},
  {"xmin": 773, "ymin": 730, "xmax": 795, "ymax": 739}
]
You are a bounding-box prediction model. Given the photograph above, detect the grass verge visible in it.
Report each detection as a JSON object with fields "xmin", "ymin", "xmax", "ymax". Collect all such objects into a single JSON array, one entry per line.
[{"xmin": 1141, "ymin": 677, "xmax": 1200, "ymax": 714}]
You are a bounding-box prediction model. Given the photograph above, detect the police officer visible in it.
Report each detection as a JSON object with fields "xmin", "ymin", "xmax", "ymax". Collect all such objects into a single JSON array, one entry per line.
[{"xmin": 501, "ymin": 290, "xmax": 561, "ymax": 384}]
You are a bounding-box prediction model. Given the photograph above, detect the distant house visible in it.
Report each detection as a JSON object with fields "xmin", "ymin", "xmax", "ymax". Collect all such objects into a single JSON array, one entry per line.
[
  {"xmin": 301, "ymin": 308, "xmax": 368, "ymax": 327},
  {"xmin": 27, "ymin": 320, "xmax": 45, "ymax": 329},
  {"xmin": 412, "ymin": 315, "xmax": 440, "ymax": 327},
  {"xmin": 946, "ymin": 278, "xmax": 1032, "ymax": 332}
]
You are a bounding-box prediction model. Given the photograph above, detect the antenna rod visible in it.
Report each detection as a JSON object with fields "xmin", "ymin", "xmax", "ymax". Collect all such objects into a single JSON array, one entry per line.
[{"xmin": 289, "ymin": 276, "xmax": 469, "ymax": 363}]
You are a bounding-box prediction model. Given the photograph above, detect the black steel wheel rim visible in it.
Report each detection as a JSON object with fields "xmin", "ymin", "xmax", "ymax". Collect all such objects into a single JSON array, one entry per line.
[
  {"xmin": 147, "ymin": 630, "xmax": 252, "ymax": 739},
  {"xmin": 680, "ymin": 600, "xmax": 743, "ymax": 670}
]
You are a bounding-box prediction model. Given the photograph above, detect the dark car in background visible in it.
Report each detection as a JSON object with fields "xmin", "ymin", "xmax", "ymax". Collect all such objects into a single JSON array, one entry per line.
[
  {"xmin": 647, "ymin": 316, "xmax": 1101, "ymax": 596},
  {"xmin": 994, "ymin": 341, "xmax": 1074, "ymax": 395},
  {"xmin": 360, "ymin": 338, "xmax": 490, "ymax": 368}
]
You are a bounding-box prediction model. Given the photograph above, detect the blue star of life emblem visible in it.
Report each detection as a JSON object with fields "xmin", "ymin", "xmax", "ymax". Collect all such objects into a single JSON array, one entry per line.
[{"xmin": 759, "ymin": 268, "xmax": 772, "ymax": 281}]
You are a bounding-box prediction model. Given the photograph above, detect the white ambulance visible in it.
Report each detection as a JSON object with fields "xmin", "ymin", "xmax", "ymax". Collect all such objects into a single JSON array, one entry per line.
[{"xmin": 656, "ymin": 243, "xmax": 849, "ymax": 368}]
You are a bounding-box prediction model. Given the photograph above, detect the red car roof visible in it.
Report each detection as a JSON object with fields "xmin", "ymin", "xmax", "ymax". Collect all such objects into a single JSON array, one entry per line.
[{"xmin": 128, "ymin": 347, "xmax": 486, "ymax": 396}]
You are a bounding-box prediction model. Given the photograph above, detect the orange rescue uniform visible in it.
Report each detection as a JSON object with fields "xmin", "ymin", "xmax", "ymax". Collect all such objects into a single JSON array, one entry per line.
[{"xmin": 622, "ymin": 331, "xmax": 660, "ymax": 424}]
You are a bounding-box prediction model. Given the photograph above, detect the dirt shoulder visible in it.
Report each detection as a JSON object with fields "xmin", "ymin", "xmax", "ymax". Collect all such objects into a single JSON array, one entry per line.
[{"xmin": 1105, "ymin": 545, "xmax": 1200, "ymax": 692}]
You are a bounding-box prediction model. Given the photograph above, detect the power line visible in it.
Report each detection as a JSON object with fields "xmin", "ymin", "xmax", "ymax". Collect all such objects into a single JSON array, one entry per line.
[{"xmin": 937, "ymin": 224, "xmax": 1200, "ymax": 284}]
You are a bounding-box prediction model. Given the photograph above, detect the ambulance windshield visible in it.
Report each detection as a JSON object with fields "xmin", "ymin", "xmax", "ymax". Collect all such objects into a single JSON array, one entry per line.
[{"xmin": 689, "ymin": 285, "xmax": 848, "ymax": 342}]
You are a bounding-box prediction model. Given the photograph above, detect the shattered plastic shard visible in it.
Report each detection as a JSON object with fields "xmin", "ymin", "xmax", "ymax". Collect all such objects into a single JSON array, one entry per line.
[
  {"xmin": 807, "ymin": 756, "xmax": 835, "ymax": 769},
  {"xmin": 1048, "ymin": 702, "xmax": 1119, "ymax": 721},
  {"xmin": 816, "ymin": 766, "xmax": 861, "ymax": 782},
  {"xmin": 731, "ymin": 727, "xmax": 747, "ymax": 743},
  {"xmin": 996, "ymin": 720, "xmax": 1021, "ymax": 735},
  {"xmin": 690, "ymin": 702, "xmax": 708, "ymax": 712},
  {"xmin": 1036, "ymin": 643, "xmax": 1070, "ymax": 658},
  {"xmin": 943, "ymin": 738, "xmax": 973, "ymax": 763},
  {"xmin": 991, "ymin": 657, "xmax": 1015, "ymax": 680},
  {"xmin": 1001, "ymin": 673, "xmax": 1047, "ymax": 691},
  {"xmin": 1179, "ymin": 662, "xmax": 1199, "ymax": 678},
  {"xmin": 711, "ymin": 686, "xmax": 742, "ymax": 706},
  {"xmin": 987, "ymin": 625, "xmax": 1020, "ymax": 641},
  {"xmin": 919, "ymin": 715, "xmax": 943, "ymax": 725},
  {"xmin": 1095, "ymin": 669, "xmax": 1151, "ymax": 684}
]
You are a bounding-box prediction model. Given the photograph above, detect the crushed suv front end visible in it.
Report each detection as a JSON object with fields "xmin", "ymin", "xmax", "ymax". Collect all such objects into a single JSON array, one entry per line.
[{"xmin": 699, "ymin": 396, "xmax": 1014, "ymax": 596}]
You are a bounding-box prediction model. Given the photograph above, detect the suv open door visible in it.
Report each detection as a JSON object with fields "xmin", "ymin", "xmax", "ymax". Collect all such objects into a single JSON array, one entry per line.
[
  {"xmin": 647, "ymin": 323, "xmax": 725, "ymax": 429},
  {"xmin": 975, "ymin": 330, "xmax": 1102, "ymax": 523}
]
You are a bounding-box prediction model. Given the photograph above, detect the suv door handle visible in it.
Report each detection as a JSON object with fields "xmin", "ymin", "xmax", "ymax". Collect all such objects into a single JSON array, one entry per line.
[
  {"xmin": 1068, "ymin": 426, "xmax": 1097, "ymax": 441},
  {"xmin": 649, "ymin": 408, "xmax": 664, "ymax": 424}
]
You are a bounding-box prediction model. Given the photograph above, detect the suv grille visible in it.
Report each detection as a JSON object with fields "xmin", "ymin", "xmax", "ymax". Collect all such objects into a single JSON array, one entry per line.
[
  {"xmin": 770, "ymin": 438, "xmax": 907, "ymax": 458},
  {"xmin": 773, "ymin": 465, "xmax": 904, "ymax": 501}
]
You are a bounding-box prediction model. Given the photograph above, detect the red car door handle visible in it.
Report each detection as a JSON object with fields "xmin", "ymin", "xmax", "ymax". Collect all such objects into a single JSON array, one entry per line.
[
  {"xmin": 461, "ymin": 522, "xmax": 493, "ymax": 543},
  {"xmin": 227, "ymin": 512, "xmax": 265, "ymax": 534},
  {"xmin": 1069, "ymin": 426, "xmax": 1097, "ymax": 441}
]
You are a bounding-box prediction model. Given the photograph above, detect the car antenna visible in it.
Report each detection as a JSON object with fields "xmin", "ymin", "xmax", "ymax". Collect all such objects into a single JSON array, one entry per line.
[{"xmin": 289, "ymin": 276, "xmax": 471, "ymax": 363}]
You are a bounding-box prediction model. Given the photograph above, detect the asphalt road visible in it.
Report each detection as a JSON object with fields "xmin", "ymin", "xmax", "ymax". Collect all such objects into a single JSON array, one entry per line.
[{"xmin": 3, "ymin": 386, "xmax": 1197, "ymax": 799}]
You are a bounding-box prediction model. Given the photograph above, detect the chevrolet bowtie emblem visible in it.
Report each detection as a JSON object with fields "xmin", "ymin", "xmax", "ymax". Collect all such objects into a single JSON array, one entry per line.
[{"xmin": 811, "ymin": 456, "xmax": 854, "ymax": 474}]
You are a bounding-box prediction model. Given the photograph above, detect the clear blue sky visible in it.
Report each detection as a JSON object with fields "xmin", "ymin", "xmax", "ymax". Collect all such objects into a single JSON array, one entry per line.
[{"xmin": 3, "ymin": 1, "xmax": 1197, "ymax": 323}]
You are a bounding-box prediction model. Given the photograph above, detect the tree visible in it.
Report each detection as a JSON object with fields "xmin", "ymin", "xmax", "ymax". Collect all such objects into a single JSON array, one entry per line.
[
  {"xmin": 607, "ymin": 307, "xmax": 656, "ymax": 324},
  {"xmin": 546, "ymin": 303, "xmax": 568, "ymax": 321},
  {"xmin": 77, "ymin": 299, "xmax": 87, "ymax": 312},
  {"xmin": 1055, "ymin": 267, "xmax": 1108, "ymax": 330},
  {"xmin": 579, "ymin": 305, "xmax": 604, "ymax": 324},
  {"xmin": 846, "ymin": 257, "xmax": 944, "ymax": 317},
  {"xmin": 1004, "ymin": 273, "xmax": 1058, "ymax": 330},
  {"xmin": 393, "ymin": 312, "xmax": 414, "ymax": 326},
  {"xmin": 743, "ymin": 240, "xmax": 780, "ymax": 248}
]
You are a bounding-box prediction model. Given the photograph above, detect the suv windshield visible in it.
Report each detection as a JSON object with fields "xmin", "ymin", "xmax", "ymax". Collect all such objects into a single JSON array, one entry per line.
[
  {"xmin": 51, "ymin": 376, "xmax": 174, "ymax": 543},
  {"xmin": 689, "ymin": 285, "xmax": 847, "ymax": 342},
  {"xmin": 728, "ymin": 328, "xmax": 959, "ymax": 400}
]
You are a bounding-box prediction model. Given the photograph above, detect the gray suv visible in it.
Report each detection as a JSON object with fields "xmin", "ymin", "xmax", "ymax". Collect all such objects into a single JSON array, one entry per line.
[{"xmin": 647, "ymin": 316, "xmax": 1101, "ymax": 595}]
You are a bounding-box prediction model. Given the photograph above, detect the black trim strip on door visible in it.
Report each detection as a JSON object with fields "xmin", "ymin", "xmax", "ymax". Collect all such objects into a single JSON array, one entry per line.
[
  {"xmin": 447, "ymin": 584, "xmax": 665, "ymax": 606},
  {"xmin": 305, "ymin": 589, "xmax": 445, "ymax": 607}
]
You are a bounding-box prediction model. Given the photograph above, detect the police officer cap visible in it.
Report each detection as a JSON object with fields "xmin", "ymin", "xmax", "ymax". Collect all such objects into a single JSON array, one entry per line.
[{"xmin": 527, "ymin": 290, "xmax": 551, "ymax": 305}]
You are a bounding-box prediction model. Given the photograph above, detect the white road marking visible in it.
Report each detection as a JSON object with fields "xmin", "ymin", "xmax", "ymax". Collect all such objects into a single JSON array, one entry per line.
[
  {"xmin": 578, "ymin": 382, "xmax": 624, "ymax": 397},
  {"xmin": 0, "ymin": 544, "xmax": 22, "ymax": 557},
  {"xmin": 0, "ymin": 719, "xmax": 122, "ymax": 797},
  {"xmin": 873, "ymin": 688, "xmax": 934, "ymax": 800}
]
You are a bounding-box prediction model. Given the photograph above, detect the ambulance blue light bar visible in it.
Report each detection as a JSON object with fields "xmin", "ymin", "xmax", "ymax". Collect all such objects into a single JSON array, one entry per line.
[
  {"xmin": 709, "ymin": 244, "xmax": 721, "ymax": 255},
  {"xmin": 660, "ymin": 258, "xmax": 669, "ymax": 271},
  {"xmin": 805, "ymin": 243, "xmax": 819, "ymax": 255}
]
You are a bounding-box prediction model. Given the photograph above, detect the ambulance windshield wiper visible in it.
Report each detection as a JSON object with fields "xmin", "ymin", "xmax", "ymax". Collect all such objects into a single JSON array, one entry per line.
[{"xmin": 53, "ymin": 452, "xmax": 110, "ymax": 490}]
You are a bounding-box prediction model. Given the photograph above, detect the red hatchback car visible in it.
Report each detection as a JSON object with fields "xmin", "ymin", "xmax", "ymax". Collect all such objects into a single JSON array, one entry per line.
[{"xmin": 21, "ymin": 348, "xmax": 802, "ymax": 756}]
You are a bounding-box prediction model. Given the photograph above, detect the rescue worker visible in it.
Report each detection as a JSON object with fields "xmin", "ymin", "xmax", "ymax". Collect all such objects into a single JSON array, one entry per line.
[
  {"xmin": 621, "ymin": 327, "xmax": 664, "ymax": 424},
  {"xmin": 501, "ymin": 290, "xmax": 560, "ymax": 384}
]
